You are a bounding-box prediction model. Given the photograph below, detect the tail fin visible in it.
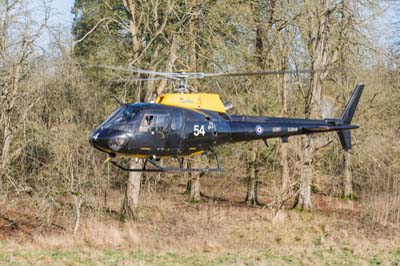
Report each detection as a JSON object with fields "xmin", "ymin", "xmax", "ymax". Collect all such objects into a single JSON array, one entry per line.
[
  {"xmin": 337, "ymin": 84, "xmax": 364, "ymax": 151},
  {"xmin": 340, "ymin": 84, "xmax": 364, "ymax": 125}
]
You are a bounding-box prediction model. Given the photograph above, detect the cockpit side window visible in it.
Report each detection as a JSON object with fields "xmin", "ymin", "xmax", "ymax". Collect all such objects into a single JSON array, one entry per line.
[
  {"xmin": 171, "ymin": 111, "xmax": 182, "ymax": 130},
  {"xmin": 139, "ymin": 112, "xmax": 170, "ymax": 132}
]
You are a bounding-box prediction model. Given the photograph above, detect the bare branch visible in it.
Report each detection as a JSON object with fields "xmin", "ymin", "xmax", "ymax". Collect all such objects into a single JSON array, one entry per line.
[{"xmin": 72, "ymin": 17, "xmax": 130, "ymax": 48}]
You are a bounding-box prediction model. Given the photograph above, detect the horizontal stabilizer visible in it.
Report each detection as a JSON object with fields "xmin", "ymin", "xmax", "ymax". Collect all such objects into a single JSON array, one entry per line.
[{"xmin": 303, "ymin": 125, "xmax": 358, "ymax": 133}]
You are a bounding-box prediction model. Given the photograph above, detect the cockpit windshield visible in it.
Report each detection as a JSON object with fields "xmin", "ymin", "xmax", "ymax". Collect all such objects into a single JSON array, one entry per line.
[{"xmin": 99, "ymin": 106, "xmax": 139, "ymax": 129}]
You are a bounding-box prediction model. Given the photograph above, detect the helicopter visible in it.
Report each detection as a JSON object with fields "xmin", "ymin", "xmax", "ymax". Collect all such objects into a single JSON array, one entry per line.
[{"xmin": 89, "ymin": 66, "xmax": 364, "ymax": 172}]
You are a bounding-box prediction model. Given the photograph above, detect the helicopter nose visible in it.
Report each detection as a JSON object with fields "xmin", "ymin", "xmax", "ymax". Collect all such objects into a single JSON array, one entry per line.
[
  {"xmin": 89, "ymin": 129, "xmax": 129, "ymax": 153},
  {"xmin": 89, "ymin": 130, "xmax": 101, "ymax": 148},
  {"xmin": 89, "ymin": 130, "xmax": 98, "ymax": 145}
]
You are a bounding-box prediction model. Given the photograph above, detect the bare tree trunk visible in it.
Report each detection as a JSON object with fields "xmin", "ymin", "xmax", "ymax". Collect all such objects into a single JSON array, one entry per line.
[
  {"xmin": 120, "ymin": 159, "xmax": 142, "ymax": 220},
  {"xmin": 245, "ymin": 166, "xmax": 259, "ymax": 205},
  {"xmin": 73, "ymin": 195, "xmax": 82, "ymax": 235},
  {"xmin": 280, "ymin": 73, "xmax": 289, "ymax": 191},
  {"xmin": 295, "ymin": 0, "xmax": 335, "ymax": 210},
  {"xmin": 188, "ymin": 7, "xmax": 197, "ymax": 73},
  {"xmin": 245, "ymin": 149, "xmax": 259, "ymax": 205},
  {"xmin": 1, "ymin": 114, "xmax": 12, "ymax": 169},
  {"xmin": 189, "ymin": 173, "xmax": 201, "ymax": 202},
  {"xmin": 186, "ymin": 0, "xmax": 201, "ymax": 91},
  {"xmin": 343, "ymin": 150, "xmax": 353, "ymax": 197},
  {"xmin": 0, "ymin": 122, "xmax": 11, "ymax": 191},
  {"xmin": 274, "ymin": 25, "xmax": 292, "ymax": 194},
  {"xmin": 119, "ymin": 0, "xmax": 174, "ymax": 212},
  {"xmin": 186, "ymin": 3, "xmax": 203, "ymax": 201},
  {"xmin": 156, "ymin": 36, "xmax": 177, "ymax": 95},
  {"xmin": 295, "ymin": 136, "xmax": 313, "ymax": 210},
  {"xmin": 187, "ymin": 160, "xmax": 202, "ymax": 202},
  {"xmin": 125, "ymin": 0, "xmax": 141, "ymax": 59},
  {"xmin": 120, "ymin": 1, "xmax": 144, "ymax": 218},
  {"xmin": 280, "ymin": 144, "xmax": 289, "ymax": 191}
]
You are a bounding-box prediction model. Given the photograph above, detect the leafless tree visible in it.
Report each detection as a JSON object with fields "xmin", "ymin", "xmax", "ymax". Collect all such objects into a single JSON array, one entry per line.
[{"xmin": 0, "ymin": 0, "xmax": 49, "ymax": 192}]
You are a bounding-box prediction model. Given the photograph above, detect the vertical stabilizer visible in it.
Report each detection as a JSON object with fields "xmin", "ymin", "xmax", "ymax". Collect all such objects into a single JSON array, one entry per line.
[
  {"xmin": 340, "ymin": 84, "xmax": 364, "ymax": 125},
  {"xmin": 337, "ymin": 84, "xmax": 364, "ymax": 150}
]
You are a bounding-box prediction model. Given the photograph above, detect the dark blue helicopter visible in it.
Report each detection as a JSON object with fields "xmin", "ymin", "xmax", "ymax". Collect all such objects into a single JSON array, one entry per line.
[{"xmin": 89, "ymin": 67, "xmax": 363, "ymax": 172}]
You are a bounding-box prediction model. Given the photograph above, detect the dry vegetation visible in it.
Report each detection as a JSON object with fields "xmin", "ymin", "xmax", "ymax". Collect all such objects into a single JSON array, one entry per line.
[
  {"xmin": 1, "ymin": 177, "xmax": 400, "ymax": 265},
  {"xmin": 1, "ymin": 0, "xmax": 400, "ymax": 265}
]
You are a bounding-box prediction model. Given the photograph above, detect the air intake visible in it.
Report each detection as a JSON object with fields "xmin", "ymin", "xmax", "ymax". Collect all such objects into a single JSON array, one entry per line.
[{"xmin": 224, "ymin": 101, "xmax": 233, "ymax": 112}]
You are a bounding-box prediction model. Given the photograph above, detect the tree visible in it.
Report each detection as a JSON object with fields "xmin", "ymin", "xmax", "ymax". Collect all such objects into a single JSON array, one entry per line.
[
  {"xmin": 294, "ymin": 0, "xmax": 339, "ymax": 210},
  {"xmin": 0, "ymin": 0, "xmax": 49, "ymax": 192},
  {"xmin": 73, "ymin": 0, "xmax": 176, "ymax": 218}
]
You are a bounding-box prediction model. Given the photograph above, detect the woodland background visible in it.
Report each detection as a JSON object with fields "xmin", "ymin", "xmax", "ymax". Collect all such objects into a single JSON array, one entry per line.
[{"xmin": 0, "ymin": 0, "xmax": 400, "ymax": 265}]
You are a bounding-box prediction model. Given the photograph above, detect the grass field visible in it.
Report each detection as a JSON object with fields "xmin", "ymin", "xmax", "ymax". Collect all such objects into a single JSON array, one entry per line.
[{"xmin": 1, "ymin": 244, "xmax": 400, "ymax": 265}]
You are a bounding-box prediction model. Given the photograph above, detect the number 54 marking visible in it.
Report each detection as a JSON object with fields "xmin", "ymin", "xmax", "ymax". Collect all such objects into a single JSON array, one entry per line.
[{"xmin": 193, "ymin": 125, "xmax": 205, "ymax": 136}]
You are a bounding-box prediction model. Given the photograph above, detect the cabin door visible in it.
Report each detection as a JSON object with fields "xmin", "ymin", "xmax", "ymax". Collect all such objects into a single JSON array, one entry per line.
[{"xmin": 165, "ymin": 110, "xmax": 184, "ymax": 153}]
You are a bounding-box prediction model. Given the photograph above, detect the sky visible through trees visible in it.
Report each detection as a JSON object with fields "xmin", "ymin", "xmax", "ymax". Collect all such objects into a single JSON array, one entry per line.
[{"xmin": 37, "ymin": 0, "xmax": 399, "ymax": 50}]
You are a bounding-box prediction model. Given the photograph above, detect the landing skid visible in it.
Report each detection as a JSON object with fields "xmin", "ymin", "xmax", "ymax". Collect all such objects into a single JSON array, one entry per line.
[{"xmin": 108, "ymin": 150, "xmax": 223, "ymax": 172}]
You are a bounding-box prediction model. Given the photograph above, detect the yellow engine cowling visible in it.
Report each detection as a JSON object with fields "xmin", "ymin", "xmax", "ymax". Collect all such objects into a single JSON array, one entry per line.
[{"xmin": 155, "ymin": 93, "xmax": 226, "ymax": 113}]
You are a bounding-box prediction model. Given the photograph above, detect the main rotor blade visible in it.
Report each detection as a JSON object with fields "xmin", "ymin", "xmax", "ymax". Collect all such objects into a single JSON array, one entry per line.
[
  {"xmin": 108, "ymin": 77, "xmax": 170, "ymax": 85},
  {"xmin": 91, "ymin": 64, "xmax": 327, "ymax": 80},
  {"xmin": 121, "ymin": 77, "xmax": 170, "ymax": 82},
  {"xmin": 130, "ymin": 69, "xmax": 179, "ymax": 80},
  {"xmin": 201, "ymin": 69, "xmax": 319, "ymax": 78},
  {"xmin": 93, "ymin": 65, "xmax": 179, "ymax": 80}
]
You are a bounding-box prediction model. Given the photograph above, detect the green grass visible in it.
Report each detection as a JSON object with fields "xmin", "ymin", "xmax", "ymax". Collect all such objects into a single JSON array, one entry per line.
[{"xmin": 1, "ymin": 247, "xmax": 399, "ymax": 266}]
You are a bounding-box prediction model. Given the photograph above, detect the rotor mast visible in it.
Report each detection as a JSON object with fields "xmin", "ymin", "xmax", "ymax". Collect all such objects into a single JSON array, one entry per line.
[{"xmin": 177, "ymin": 77, "xmax": 189, "ymax": 93}]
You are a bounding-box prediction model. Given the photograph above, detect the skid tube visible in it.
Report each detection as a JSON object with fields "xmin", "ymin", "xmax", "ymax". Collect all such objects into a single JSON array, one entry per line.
[{"xmin": 108, "ymin": 150, "xmax": 223, "ymax": 172}]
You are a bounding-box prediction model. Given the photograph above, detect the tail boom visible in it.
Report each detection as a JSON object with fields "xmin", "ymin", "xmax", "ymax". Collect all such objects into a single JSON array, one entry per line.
[{"xmin": 225, "ymin": 84, "xmax": 363, "ymax": 150}]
